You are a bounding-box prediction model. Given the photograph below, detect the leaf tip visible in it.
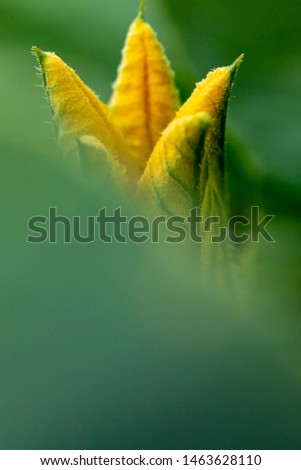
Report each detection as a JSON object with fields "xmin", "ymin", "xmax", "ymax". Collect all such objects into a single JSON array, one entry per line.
[
  {"xmin": 31, "ymin": 46, "xmax": 46, "ymax": 66},
  {"xmin": 230, "ymin": 54, "xmax": 244, "ymax": 74},
  {"xmin": 138, "ymin": 0, "xmax": 145, "ymax": 19}
]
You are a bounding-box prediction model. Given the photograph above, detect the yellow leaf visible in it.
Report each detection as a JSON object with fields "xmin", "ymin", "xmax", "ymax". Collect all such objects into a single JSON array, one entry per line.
[
  {"xmin": 137, "ymin": 112, "xmax": 210, "ymax": 216},
  {"xmin": 32, "ymin": 47, "xmax": 134, "ymax": 174},
  {"xmin": 177, "ymin": 55, "xmax": 243, "ymax": 214},
  {"xmin": 176, "ymin": 55, "xmax": 244, "ymax": 121},
  {"xmin": 109, "ymin": 16, "xmax": 180, "ymax": 175}
]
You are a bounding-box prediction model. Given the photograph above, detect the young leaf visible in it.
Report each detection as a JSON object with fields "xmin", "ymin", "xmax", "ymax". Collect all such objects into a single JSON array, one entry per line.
[
  {"xmin": 109, "ymin": 16, "xmax": 180, "ymax": 175},
  {"xmin": 177, "ymin": 55, "xmax": 244, "ymax": 207},
  {"xmin": 32, "ymin": 47, "xmax": 134, "ymax": 175},
  {"xmin": 137, "ymin": 112, "xmax": 210, "ymax": 216},
  {"xmin": 185, "ymin": 57, "xmax": 243, "ymax": 283}
]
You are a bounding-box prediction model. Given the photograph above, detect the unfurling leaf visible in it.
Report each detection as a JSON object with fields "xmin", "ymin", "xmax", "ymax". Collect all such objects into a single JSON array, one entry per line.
[
  {"xmin": 31, "ymin": 47, "xmax": 133, "ymax": 175},
  {"xmin": 137, "ymin": 55, "xmax": 243, "ymax": 220},
  {"xmin": 109, "ymin": 16, "xmax": 180, "ymax": 175},
  {"xmin": 137, "ymin": 113, "xmax": 210, "ymax": 216},
  {"xmin": 177, "ymin": 55, "xmax": 244, "ymax": 213}
]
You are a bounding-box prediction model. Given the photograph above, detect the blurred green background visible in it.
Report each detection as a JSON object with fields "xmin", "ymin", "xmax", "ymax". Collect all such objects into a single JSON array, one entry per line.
[{"xmin": 1, "ymin": 0, "xmax": 301, "ymax": 450}]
